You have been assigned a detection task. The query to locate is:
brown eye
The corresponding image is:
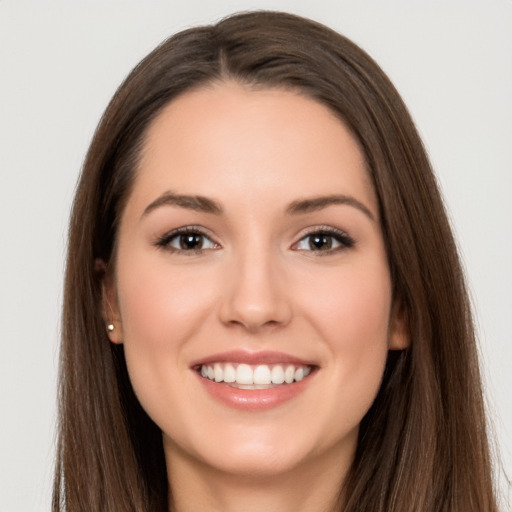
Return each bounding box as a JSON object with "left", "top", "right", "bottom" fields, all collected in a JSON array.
[
  {"left": 309, "top": 234, "right": 333, "bottom": 250},
  {"left": 294, "top": 229, "right": 355, "bottom": 252},
  {"left": 178, "top": 233, "right": 205, "bottom": 250},
  {"left": 157, "top": 228, "right": 218, "bottom": 252}
]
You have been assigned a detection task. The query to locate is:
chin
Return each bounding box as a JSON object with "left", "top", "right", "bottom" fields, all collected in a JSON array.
[
  {"left": 164, "top": 419, "right": 356, "bottom": 481},
  {"left": 199, "top": 443, "right": 313, "bottom": 478}
]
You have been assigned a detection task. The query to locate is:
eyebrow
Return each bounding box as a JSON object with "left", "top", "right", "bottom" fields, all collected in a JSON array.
[
  {"left": 142, "top": 191, "right": 375, "bottom": 222},
  {"left": 286, "top": 195, "right": 376, "bottom": 221},
  {"left": 142, "top": 191, "right": 223, "bottom": 217}
]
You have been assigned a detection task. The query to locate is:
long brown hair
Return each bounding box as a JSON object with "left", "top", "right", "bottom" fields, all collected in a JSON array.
[{"left": 53, "top": 11, "right": 497, "bottom": 511}]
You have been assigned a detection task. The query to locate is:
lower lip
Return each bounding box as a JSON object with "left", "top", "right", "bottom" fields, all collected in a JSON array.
[{"left": 195, "top": 372, "right": 314, "bottom": 411}]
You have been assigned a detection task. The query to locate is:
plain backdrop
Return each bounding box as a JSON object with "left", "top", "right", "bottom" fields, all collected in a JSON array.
[{"left": 1, "top": 1, "right": 511, "bottom": 510}]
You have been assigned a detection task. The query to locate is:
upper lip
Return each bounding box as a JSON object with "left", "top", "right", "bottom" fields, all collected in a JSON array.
[{"left": 190, "top": 350, "right": 316, "bottom": 368}]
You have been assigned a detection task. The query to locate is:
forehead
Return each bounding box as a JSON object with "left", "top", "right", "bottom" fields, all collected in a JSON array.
[{"left": 129, "top": 82, "right": 376, "bottom": 215}]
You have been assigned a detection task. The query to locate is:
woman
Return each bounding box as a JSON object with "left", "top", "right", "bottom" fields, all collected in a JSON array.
[{"left": 53, "top": 11, "right": 497, "bottom": 512}]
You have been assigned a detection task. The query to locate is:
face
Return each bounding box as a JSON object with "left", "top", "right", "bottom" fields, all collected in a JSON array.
[{"left": 105, "top": 83, "right": 407, "bottom": 480}]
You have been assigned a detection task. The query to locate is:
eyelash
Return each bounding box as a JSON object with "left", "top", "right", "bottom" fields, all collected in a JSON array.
[
  {"left": 293, "top": 227, "right": 355, "bottom": 254},
  {"left": 155, "top": 226, "right": 218, "bottom": 254},
  {"left": 155, "top": 226, "right": 355, "bottom": 254}
]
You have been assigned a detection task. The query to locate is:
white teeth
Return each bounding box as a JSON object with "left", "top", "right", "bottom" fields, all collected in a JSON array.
[
  {"left": 236, "top": 364, "right": 254, "bottom": 385},
  {"left": 253, "top": 365, "right": 272, "bottom": 385},
  {"left": 214, "top": 363, "right": 223, "bottom": 382},
  {"left": 199, "top": 362, "right": 313, "bottom": 386},
  {"left": 284, "top": 365, "right": 295, "bottom": 384},
  {"left": 223, "top": 363, "right": 236, "bottom": 383},
  {"left": 271, "top": 365, "right": 285, "bottom": 384}
]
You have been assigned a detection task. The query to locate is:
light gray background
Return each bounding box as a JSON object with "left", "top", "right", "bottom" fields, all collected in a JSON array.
[{"left": 1, "top": 1, "right": 511, "bottom": 510}]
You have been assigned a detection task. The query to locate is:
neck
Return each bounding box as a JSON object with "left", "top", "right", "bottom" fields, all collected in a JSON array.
[{"left": 165, "top": 439, "right": 354, "bottom": 512}]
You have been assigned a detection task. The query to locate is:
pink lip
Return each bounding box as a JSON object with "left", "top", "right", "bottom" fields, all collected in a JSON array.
[
  {"left": 194, "top": 372, "right": 315, "bottom": 411},
  {"left": 190, "top": 349, "right": 315, "bottom": 367},
  {"left": 191, "top": 350, "right": 317, "bottom": 412}
]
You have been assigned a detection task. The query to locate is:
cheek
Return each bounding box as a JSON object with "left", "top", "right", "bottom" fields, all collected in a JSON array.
[
  {"left": 303, "top": 258, "right": 392, "bottom": 342},
  {"left": 299, "top": 259, "right": 392, "bottom": 417},
  {"left": 114, "top": 252, "right": 216, "bottom": 413},
  {"left": 117, "top": 254, "right": 215, "bottom": 346}
]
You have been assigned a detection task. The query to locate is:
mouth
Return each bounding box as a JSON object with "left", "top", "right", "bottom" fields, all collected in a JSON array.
[
  {"left": 191, "top": 351, "right": 317, "bottom": 410},
  {"left": 196, "top": 362, "right": 313, "bottom": 389}
]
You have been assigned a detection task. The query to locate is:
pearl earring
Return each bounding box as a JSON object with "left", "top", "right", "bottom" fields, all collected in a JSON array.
[{"left": 107, "top": 324, "right": 115, "bottom": 332}]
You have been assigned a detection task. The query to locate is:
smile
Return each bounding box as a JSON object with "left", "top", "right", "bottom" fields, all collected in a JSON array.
[
  {"left": 199, "top": 362, "right": 312, "bottom": 388},
  {"left": 192, "top": 351, "right": 317, "bottom": 410}
]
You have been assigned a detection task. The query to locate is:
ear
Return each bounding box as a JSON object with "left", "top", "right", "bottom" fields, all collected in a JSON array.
[
  {"left": 96, "top": 259, "right": 123, "bottom": 344},
  {"left": 388, "top": 299, "right": 410, "bottom": 350}
]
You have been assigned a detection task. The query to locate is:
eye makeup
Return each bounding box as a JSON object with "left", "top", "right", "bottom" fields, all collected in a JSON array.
[
  {"left": 154, "top": 223, "right": 355, "bottom": 257},
  {"left": 155, "top": 225, "right": 220, "bottom": 254}
]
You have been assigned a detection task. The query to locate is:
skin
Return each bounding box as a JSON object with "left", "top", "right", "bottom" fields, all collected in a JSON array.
[{"left": 104, "top": 82, "right": 408, "bottom": 512}]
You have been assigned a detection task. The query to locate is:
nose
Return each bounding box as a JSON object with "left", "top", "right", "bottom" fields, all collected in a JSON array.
[{"left": 218, "top": 247, "right": 293, "bottom": 333}]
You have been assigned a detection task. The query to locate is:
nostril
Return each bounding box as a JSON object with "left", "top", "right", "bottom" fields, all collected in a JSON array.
[
  {"left": 217, "top": 260, "right": 293, "bottom": 330},
  {"left": 225, "top": 314, "right": 289, "bottom": 333}
]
